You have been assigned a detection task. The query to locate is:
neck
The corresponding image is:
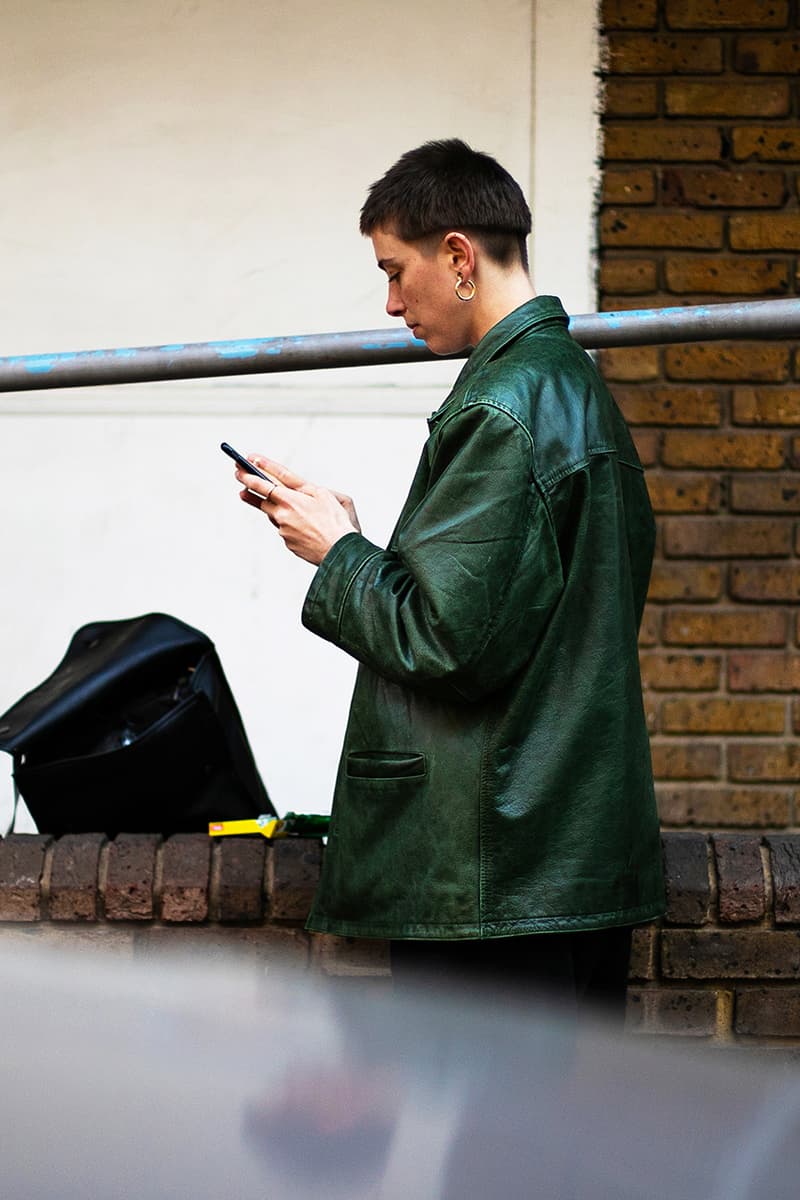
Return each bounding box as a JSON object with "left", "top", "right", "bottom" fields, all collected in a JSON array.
[{"left": 468, "top": 266, "right": 536, "bottom": 346}]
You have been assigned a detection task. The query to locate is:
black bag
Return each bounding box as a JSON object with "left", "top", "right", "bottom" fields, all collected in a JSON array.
[{"left": 0, "top": 613, "right": 274, "bottom": 837}]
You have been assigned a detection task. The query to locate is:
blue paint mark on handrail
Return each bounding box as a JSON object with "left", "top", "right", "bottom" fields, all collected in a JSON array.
[
  {"left": 598, "top": 305, "right": 717, "bottom": 329},
  {"left": 23, "top": 354, "right": 77, "bottom": 374},
  {"left": 214, "top": 342, "right": 261, "bottom": 359}
]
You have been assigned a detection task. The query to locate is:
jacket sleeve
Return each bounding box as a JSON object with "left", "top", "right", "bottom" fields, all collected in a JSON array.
[{"left": 301, "top": 402, "right": 564, "bottom": 702}]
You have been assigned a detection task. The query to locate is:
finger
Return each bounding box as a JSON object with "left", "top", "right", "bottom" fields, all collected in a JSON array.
[
  {"left": 248, "top": 454, "right": 309, "bottom": 491},
  {"left": 235, "top": 470, "right": 281, "bottom": 501},
  {"left": 239, "top": 487, "right": 268, "bottom": 510}
]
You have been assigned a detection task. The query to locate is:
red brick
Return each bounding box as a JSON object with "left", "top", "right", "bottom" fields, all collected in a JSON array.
[
  {"left": 663, "top": 929, "right": 800, "bottom": 979},
  {"left": 671, "top": 513, "right": 791, "bottom": 554},
  {"left": 657, "top": 786, "right": 792, "bottom": 828},
  {"left": 661, "top": 167, "right": 787, "bottom": 208},
  {"left": 731, "top": 213, "right": 800, "bottom": 251},
  {"left": 665, "top": 256, "right": 789, "bottom": 295},
  {"left": 661, "top": 698, "right": 785, "bottom": 735},
  {"left": 216, "top": 835, "right": 266, "bottom": 923},
  {"left": 267, "top": 838, "right": 322, "bottom": 921},
  {"left": 651, "top": 741, "right": 722, "bottom": 780},
  {"left": 730, "top": 475, "right": 800, "bottom": 512},
  {"left": 712, "top": 835, "right": 766, "bottom": 923},
  {"left": 603, "top": 294, "right": 675, "bottom": 315},
  {"left": 735, "top": 36, "right": 800, "bottom": 74},
  {"left": 663, "top": 516, "right": 791, "bottom": 558},
  {"left": 632, "top": 428, "right": 660, "bottom": 466},
  {"left": 667, "top": 0, "right": 788, "bottom": 27},
  {"left": 601, "top": 210, "right": 723, "bottom": 249},
  {"left": 628, "top": 923, "right": 659, "bottom": 980},
  {"left": 662, "top": 431, "right": 785, "bottom": 468},
  {"left": 733, "top": 126, "right": 800, "bottom": 162},
  {"left": 626, "top": 987, "right": 718, "bottom": 1036},
  {"left": 666, "top": 80, "right": 789, "bottom": 118},
  {"left": 606, "top": 34, "right": 723, "bottom": 73},
  {"left": 603, "top": 80, "right": 659, "bottom": 118},
  {"left": 604, "top": 124, "right": 723, "bottom": 161},
  {"left": 599, "top": 345, "right": 660, "bottom": 381},
  {"left": 729, "top": 743, "right": 800, "bottom": 783},
  {"left": 616, "top": 386, "right": 721, "bottom": 425},
  {"left": 665, "top": 343, "right": 789, "bottom": 383},
  {"left": 662, "top": 832, "right": 711, "bottom": 925},
  {"left": 766, "top": 835, "right": 800, "bottom": 924},
  {"left": 647, "top": 474, "right": 722, "bottom": 513},
  {"left": 49, "top": 834, "right": 105, "bottom": 922},
  {"left": 601, "top": 0, "right": 658, "bottom": 29},
  {"left": 105, "top": 834, "right": 160, "bottom": 921},
  {"left": 599, "top": 256, "right": 657, "bottom": 292},
  {"left": 647, "top": 562, "right": 723, "bottom": 601},
  {"left": 638, "top": 605, "right": 661, "bottom": 646},
  {"left": 733, "top": 387, "right": 800, "bottom": 426},
  {"left": 663, "top": 608, "right": 786, "bottom": 646},
  {"left": 644, "top": 691, "right": 661, "bottom": 734},
  {"left": 641, "top": 652, "right": 721, "bottom": 690},
  {"left": 161, "top": 833, "right": 210, "bottom": 923},
  {"left": 735, "top": 988, "right": 800, "bottom": 1037},
  {"left": 729, "top": 652, "right": 800, "bottom": 692},
  {"left": 0, "top": 834, "right": 51, "bottom": 921},
  {"left": 730, "top": 562, "right": 800, "bottom": 602}
]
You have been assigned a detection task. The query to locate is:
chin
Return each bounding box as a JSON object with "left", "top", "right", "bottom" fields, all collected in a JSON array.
[{"left": 425, "top": 333, "right": 469, "bottom": 357}]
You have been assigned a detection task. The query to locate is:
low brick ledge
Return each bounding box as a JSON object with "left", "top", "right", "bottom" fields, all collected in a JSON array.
[
  {"left": 0, "top": 832, "right": 389, "bottom": 978},
  {"left": 629, "top": 831, "right": 800, "bottom": 1044},
  {"left": 3, "top": 830, "right": 800, "bottom": 1043}
]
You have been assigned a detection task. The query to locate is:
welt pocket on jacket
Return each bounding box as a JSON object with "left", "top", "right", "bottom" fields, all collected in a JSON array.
[{"left": 346, "top": 751, "right": 427, "bottom": 781}]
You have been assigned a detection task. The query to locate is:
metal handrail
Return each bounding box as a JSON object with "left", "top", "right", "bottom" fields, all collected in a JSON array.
[{"left": 1, "top": 297, "right": 799, "bottom": 392}]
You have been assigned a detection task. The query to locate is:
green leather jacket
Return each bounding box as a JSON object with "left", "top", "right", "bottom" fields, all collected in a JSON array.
[{"left": 303, "top": 296, "right": 665, "bottom": 940}]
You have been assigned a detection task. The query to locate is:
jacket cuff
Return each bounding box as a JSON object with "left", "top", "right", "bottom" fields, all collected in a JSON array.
[{"left": 302, "top": 531, "right": 383, "bottom": 643}]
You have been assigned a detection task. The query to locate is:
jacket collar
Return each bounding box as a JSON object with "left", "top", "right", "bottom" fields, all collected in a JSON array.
[{"left": 430, "top": 295, "right": 569, "bottom": 423}]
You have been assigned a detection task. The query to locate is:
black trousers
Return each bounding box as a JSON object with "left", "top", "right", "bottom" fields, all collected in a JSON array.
[{"left": 390, "top": 925, "right": 633, "bottom": 1024}]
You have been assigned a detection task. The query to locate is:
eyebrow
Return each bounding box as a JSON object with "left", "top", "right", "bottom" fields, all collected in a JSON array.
[{"left": 377, "top": 258, "right": 397, "bottom": 271}]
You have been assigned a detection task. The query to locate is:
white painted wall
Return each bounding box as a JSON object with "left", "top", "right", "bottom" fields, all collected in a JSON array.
[
  {"left": 532, "top": 0, "right": 602, "bottom": 314},
  {"left": 0, "top": 0, "right": 599, "bottom": 830}
]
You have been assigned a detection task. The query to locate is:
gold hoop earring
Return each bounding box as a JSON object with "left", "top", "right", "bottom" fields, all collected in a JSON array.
[{"left": 455, "top": 274, "right": 476, "bottom": 302}]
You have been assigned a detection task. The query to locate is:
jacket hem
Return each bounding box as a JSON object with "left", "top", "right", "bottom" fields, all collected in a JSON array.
[{"left": 305, "top": 898, "right": 666, "bottom": 941}]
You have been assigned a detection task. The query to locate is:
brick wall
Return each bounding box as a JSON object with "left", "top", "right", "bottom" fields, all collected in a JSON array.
[
  {"left": 3, "top": 830, "right": 800, "bottom": 1045},
  {"left": 630, "top": 831, "right": 800, "bottom": 1041},
  {"left": 599, "top": 0, "right": 800, "bottom": 835},
  {"left": 0, "top": 832, "right": 389, "bottom": 978}
]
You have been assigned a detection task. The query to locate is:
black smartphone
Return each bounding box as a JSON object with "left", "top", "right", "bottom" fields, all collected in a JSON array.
[{"left": 220, "top": 442, "right": 279, "bottom": 487}]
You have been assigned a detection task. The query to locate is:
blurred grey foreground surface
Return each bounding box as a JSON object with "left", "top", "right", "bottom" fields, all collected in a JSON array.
[{"left": 2, "top": 943, "right": 799, "bottom": 1200}]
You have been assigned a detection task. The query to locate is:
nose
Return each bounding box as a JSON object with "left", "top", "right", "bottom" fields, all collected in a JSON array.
[{"left": 386, "top": 281, "right": 404, "bottom": 318}]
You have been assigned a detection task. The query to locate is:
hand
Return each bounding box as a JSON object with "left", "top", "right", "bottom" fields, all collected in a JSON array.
[{"left": 235, "top": 453, "right": 361, "bottom": 566}]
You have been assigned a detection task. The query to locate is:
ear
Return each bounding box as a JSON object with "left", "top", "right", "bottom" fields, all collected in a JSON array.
[{"left": 441, "top": 231, "right": 476, "bottom": 281}]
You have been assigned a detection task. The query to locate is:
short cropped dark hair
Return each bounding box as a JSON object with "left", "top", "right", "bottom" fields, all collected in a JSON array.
[{"left": 360, "top": 139, "right": 531, "bottom": 270}]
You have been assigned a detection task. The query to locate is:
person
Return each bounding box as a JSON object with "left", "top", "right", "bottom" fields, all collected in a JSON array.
[{"left": 232, "top": 139, "right": 665, "bottom": 1017}]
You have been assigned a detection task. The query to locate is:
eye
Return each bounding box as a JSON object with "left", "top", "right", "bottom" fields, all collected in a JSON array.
[{"left": 387, "top": 272, "right": 400, "bottom": 284}]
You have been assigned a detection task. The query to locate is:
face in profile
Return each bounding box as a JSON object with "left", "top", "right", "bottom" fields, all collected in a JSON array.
[{"left": 370, "top": 226, "right": 476, "bottom": 357}]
